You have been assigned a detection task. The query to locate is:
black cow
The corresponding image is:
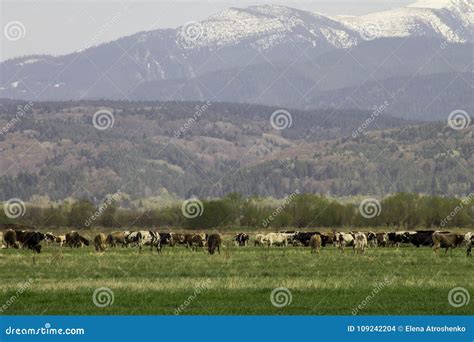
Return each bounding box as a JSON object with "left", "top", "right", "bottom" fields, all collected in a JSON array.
[
  {"left": 408, "top": 230, "right": 435, "bottom": 247},
  {"left": 234, "top": 233, "right": 249, "bottom": 246},
  {"left": 17, "top": 231, "right": 45, "bottom": 253},
  {"left": 159, "top": 232, "right": 172, "bottom": 245},
  {"left": 293, "top": 232, "right": 317, "bottom": 246},
  {"left": 65, "top": 231, "right": 90, "bottom": 248},
  {"left": 207, "top": 234, "right": 222, "bottom": 255},
  {"left": 294, "top": 232, "right": 331, "bottom": 247}
]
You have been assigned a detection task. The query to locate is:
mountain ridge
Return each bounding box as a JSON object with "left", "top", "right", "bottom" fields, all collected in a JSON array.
[{"left": 0, "top": 1, "right": 472, "bottom": 121}]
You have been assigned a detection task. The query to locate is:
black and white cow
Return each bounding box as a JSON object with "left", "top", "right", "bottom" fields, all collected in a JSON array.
[
  {"left": 387, "top": 231, "right": 415, "bottom": 247},
  {"left": 127, "top": 231, "right": 161, "bottom": 252},
  {"left": 234, "top": 233, "right": 249, "bottom": 246}
]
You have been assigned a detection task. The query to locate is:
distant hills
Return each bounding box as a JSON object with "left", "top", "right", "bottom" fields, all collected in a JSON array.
[
  {"left": 0, "top": 100, "right": 472, "bottom": 202},
  {"left": 1, "top": 1, "right": 472, "bottom": 121}
]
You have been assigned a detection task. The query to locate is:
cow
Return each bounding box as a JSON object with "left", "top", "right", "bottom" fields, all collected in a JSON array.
[
  {"left": 254, "top": 234, "right": 266, "bottom": 246},
  {"left": 465, "top": 233, "right": 473, "bottom": 257},
  {"left": 4, "top": 229, "right": 19, "bottom": 249},
  {"left": 65, "top": 231, "right": 90, "bottom": 248},
  {"left": 170, "top": 233, "right": 186, "bottom": 246},
  {"left": 55, "top": 235, "right": 66, "bottom": 247},
  {"left": 207, "top": 234, "right": 222, "bottom": 255},
  {"left": 16, "top": 231, "right": 45, "bottom": 253},
  {"left": 334, "top": 232, "right": 354, "bottom": 252},
  {"left": 432, "top": 232, "right": 465, "bottom": 255},
  {"left": 126, "top": 231, "right": 161, "bottom": 252},
  {"left": 106, "top": 231, "right": 129, "bottom": 247},
  {"left": 408, "top": 230, "right": 436, "bottom": 247},
  {"left": 375, "top": 232, "right": 388, "bottom": 247},
  {"left": 280, "top": 231, "right": 298, "bottom": 244},
  {"left": 198, "top": 233, "right": 208, "bottom": 247},
  {"left": 262, "top": 233, "right": 288, "bottom": 247},
  {"left": 387, "top": 231, "right": 415, "bottom": 247},
  {"left": 190, "top": 234, "right": 205, "bottom": 252},
  {"left": 354, "top": 232, "right": 368, "bottom": 254},
  {"left": 366, "top": 232, "right": 377, "bottom": 247},
  {"left": 294, "top": 232, "right": 316, "bottom": 246},
  {"left": 94, "top": 233, "right": 107, "bottom": 252},
  {"left": 159, "top": 232, "right": 172, "bottom": 246},
  {"left": 234, "top": 233, "right": 249, "bottom": 246},
  {"left": 44, "top": 232, "right": 57, "bottom": 245},
  {"left": 0, "top": 231, "right": 4, "bottom": 249},
  {"left": 14, "top": 230, "right": 27, "bottom": 248},
  {"left": 309, "top": 234, "right": 322, "bottom": 254}
]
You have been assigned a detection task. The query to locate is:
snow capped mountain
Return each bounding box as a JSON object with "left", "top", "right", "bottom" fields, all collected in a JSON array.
[
  {"left": 175, "top": 5, "right": 359, "bottom": 50},
  {"left": 0, "top": 0, "right": 472, "bottom": 120},
  {"left": 342, "top": 0, "right": 473, "bottom": 43}
]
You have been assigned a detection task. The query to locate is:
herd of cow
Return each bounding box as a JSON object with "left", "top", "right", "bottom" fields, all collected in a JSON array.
[
  {"left": 1, "top": 227, "right": 473, "bottom": 257},
  {"left": 251, "top": 230, "right": 474, "bottom": 256}
]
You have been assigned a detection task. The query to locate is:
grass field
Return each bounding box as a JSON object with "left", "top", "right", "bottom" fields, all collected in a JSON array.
[{"left": 0, "top": 240, "right": 473, "bottom": 315}]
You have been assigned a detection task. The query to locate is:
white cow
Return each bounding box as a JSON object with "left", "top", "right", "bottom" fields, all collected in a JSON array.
[
  {"left": 354, "top": 232, "right": 368, "bottom": 254},
  {"left": 254, "top": 234, "right": 266, "bottom": 246},
  {"left": 55, "top": 235, "right": 66, "bottom": 247},
  {"left": 262, "top": 233, "right": 288, "bottom": 247},
  {"left": 0, "top": 231, "right": 5, "bottom": 249},
  {"left": 465, "top": 232, "right": 473, "bottom": 257}
]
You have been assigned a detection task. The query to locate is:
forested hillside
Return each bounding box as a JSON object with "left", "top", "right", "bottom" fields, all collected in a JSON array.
[{"left": 0, "top": 100, "right": 471, "bottom": 201}]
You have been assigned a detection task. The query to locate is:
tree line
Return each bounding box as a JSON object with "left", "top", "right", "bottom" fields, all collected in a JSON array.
[{"left": 1, "top": 193, "right": 472, "bottom": 230}]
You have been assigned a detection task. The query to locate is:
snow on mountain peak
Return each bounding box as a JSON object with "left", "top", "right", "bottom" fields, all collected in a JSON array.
[{"left": 175, "top": 2, "right": 472, "bottom": 50}]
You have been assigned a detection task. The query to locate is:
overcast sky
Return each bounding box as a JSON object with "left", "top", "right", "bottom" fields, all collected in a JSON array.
[{"left": 0, "top": 0, "right": 446, "bottom": 61}]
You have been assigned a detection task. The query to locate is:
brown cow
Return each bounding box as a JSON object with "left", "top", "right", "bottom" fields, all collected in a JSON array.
[
  {"left": 190, "top": 234, "right": 204, "bottom": 251},
  {"left": 432, "top": 232, "right": 465, "bottom": 255},
  {"left": 94, "top": 233, "right": 107, "bottom": 252},
  {"left": 4, "top": 229, "right": 19, "bottom": 249},
  {"left": 207, "top": 234, "right": 221, "bottom": 255},
  {"left": 309, "top": 234, "right": 322, "bottom": 254},
  {"left": 106, "top": 231, "right": 129, "bottom": 247}
]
